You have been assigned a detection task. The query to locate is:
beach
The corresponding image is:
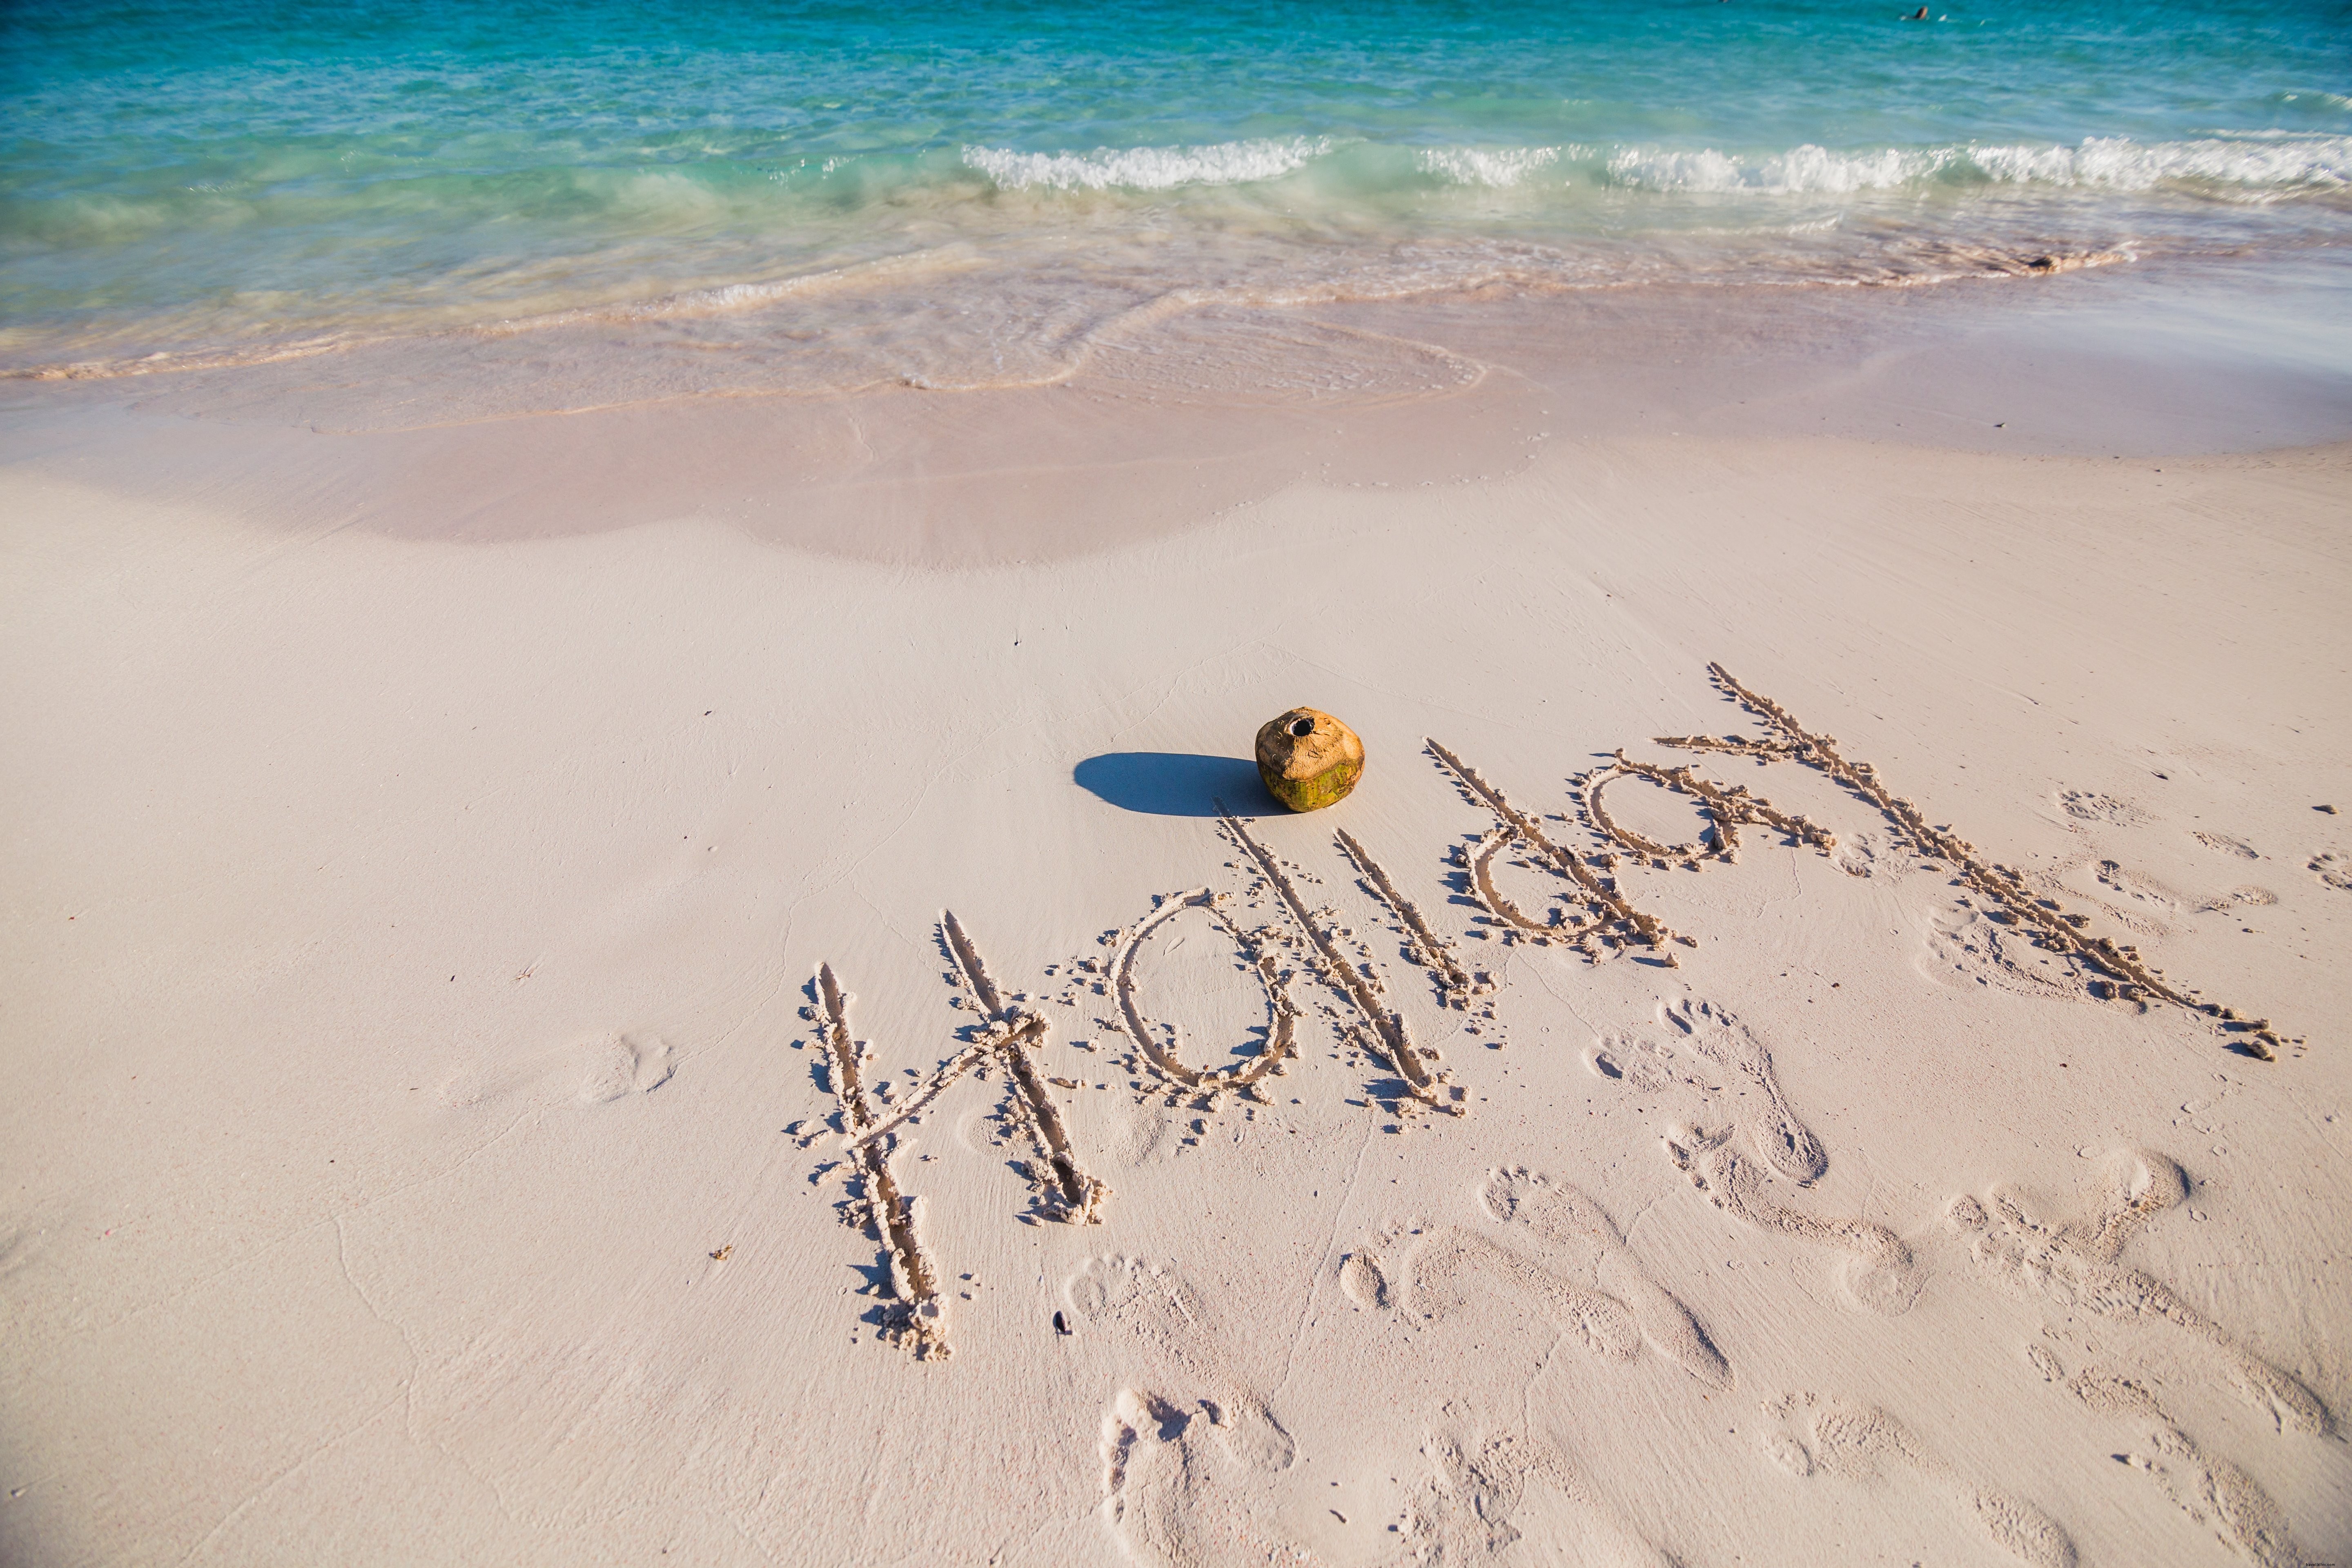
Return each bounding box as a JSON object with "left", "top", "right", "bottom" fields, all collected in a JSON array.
[{"left": 5, "top": 3, "right": 2352, "bottom": 1563}]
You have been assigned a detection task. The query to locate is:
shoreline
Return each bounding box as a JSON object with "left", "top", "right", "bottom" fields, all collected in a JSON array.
[{"left": 4, "top": 250, "right": 2348, "bottom": 571}]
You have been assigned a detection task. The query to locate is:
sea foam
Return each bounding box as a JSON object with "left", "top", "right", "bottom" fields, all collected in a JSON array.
[
  {"left": 1607, "top": 144, "right": 1950, "bottom": 195},
  {"left": 1418, "top": 147, "right": 1569, "bottom": 188},
  {"left": 962, "top": 138, "right": 1331, "bottom": 192},
  {"left": 1607, "top": 136, "right": 2352, "bottom": 195},
  {"left": 1969, "top": 135, "right": 2352, "bottom": 191}
]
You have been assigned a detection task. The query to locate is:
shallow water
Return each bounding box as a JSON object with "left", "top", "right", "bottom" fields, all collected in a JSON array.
[{"left": 4, "top": 0, "right": 2348, "bottom": 401}]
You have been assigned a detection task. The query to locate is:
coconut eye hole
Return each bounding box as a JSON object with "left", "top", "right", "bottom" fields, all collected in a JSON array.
[{"left": 1290, "top": 717, "right": 1315, "bottom": 738}]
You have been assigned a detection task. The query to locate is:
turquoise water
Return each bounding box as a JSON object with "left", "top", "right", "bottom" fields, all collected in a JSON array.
[{"left": 4, "top": 0, "right": 2348, "bottom": 389}]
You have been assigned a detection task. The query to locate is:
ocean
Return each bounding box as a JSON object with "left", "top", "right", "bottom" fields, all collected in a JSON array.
[{"left": 4, "top": 0, "right": 2348, "bottom": 401}]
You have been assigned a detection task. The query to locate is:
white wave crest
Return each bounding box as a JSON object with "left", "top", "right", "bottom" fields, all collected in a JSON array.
[
  {"left": 1418, "top": 146, "right": 1566, "bottom": 187},
  {"left": 963, "top": 138, "right": 1330, "bottom": 192},
  {"left": 1608, "top": 135, "right": 2352, "bottom": 195},
  {"left": 1609, "top": 143, "right": 1954, "bottom": 194},
  {"left": 1969, "top": 135, "right": 2352, "bottom": 190}
]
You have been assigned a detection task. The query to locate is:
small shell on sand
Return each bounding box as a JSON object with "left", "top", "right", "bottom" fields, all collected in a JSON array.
[{"left": 1256, "top": 708, "right": 1365, "bottom": 812}]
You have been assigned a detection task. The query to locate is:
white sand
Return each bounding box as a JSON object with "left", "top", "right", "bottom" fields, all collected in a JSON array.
[{"left": 5, "top": 283, "right": 2351, "bottom": 1565}]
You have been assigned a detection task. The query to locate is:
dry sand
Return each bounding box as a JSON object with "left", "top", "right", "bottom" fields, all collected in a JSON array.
[{"left": 4, "top": 270, "right": 2350, "bottom": 1566}]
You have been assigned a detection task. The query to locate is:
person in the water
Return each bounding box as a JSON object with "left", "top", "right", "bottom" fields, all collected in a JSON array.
[{"left": 1906, "top": 5, "right": 1929, "bottom": 16}]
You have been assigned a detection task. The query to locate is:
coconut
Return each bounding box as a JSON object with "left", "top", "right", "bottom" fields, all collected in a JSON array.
[{"left": 1255, "top": 708, "right": 1365, "bottom": 812}]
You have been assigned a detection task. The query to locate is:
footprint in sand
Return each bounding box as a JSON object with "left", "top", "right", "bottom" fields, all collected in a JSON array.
[
  {"left": 1339, "top": 1223, "right": 1411, "bottom": 1312},
  {"left": 2193, "top": 831, "right": 2261, "bottom": 861},
  {"left": 2194, "top": 885, "right": 2278, "bottom": 913},
  {"left": 1757, "top": 1392, "right": 2076, "bottom": 1568},
  {"left": 575, "top": 1033, "right": 675, "bottom": 1103},
  {"left": 1831, "top": 827, "right": 1885, "bottom": 878},
  {"left": 2089, "top": 859, "right": 2181, "bottom": 933},
  {"left": 1096, "top": 1388, "right": 1303, "bottom": 1568},
  {"left": 1405, "top": 1225, "right": 1644, "bottom": 1364},
  {"left": 1404, "top": 1424, "right": 1678, "bottom": 1568},
  {"left": 1923, "top": 897, "right": 2093, "bottom": 1002},
  {"left": 1584, "top": 1032, "right": 1682, "bottom": 1094},
  {"left": 2027, "top": 1344, "right": 2307, "bottom": 1568},
  {"left": 1664, "top": 1121, "right": 1922, "bottom": 1316},
  {"left": 1589, "top": 998, "right": 1824, "bottom": 1183},
  {"left": 437, "top": 1030, "right": 674, "bottom": 1110},
  {"left": 2059, "top": 789, "right": 2146, "bottom": 828},
  {"left": 2310, "top": 850, "right": 2352, "bottom": 893},
  {"left": 1658, "top": 998, "right": 1825, "bottom": 1186},
  {"left": 1345, "top": 1172, "right": 1731, "bottom": 1390},
  {"left": 1947, "top": 1149, "right": 2331, "bottom": 1438},
  {"left": 1587, "top": 999, "right": 1917, "bottom": 1313},
  {"left": 1479, "top": 1167, "right": 1732, "bottom": 1390},
  {"left": 1067, "top": 1256, "right": 1223, "bottom": 1384},
  {"left": 1065, "top": 1256, "right": 1298, "bottom": 1567}
]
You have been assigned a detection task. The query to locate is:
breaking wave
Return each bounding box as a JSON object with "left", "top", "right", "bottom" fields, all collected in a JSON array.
[
  {"left": 1607, "top": 135, "right": 2352, "bottom": 194},
  {"left": 960, "top": 133, "right": 2352, "bottom": 198},
  {"left": 962, "top": 138, "right": 1332, "bottom": 192},
  {"left": 1418, "top": 146, "right": 1570, "bottom": 188},
  {"left": 1968, "top": 135, "right": 2352, "bottom": 191}
]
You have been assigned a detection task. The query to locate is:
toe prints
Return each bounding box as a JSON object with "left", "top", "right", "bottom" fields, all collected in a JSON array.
[
  {"left": 1338, "top": 1225, "right": 1407, "bottom": 1312},
  {"left": 1585, "top": 1033, "right": 1684, "bottom": 1093},
  {"left": 2089, "top": 860, "right": 2181, "bottom": 931},
  {"left": 1338, "top": 1251, "right": 1393, "bottom": 1312},
  {"left": 1661, "top": 997, "right": 1825, "bottom": 1186},
  {"left": 2060, "top": 790, "right": 2147, "bottom": 828},
  {"left": 1760, "top": 1393, "right": 2076, "bottom": 1568}
]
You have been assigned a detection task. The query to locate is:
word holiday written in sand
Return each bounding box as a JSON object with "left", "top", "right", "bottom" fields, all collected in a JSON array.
[{"left": 802, "top": 666, "right": 2287, "bottom": 1358}]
